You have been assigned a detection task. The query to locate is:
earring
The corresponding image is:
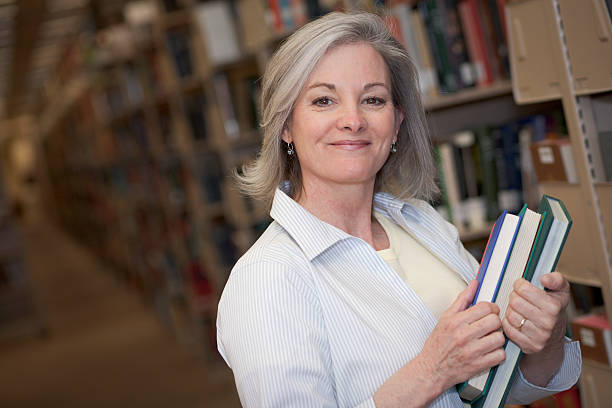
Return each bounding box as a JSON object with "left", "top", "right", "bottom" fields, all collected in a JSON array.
[
  {"left": 287, "top": 142, "right": 295, "bottom": 156},
  {"left": 390, "top": 142, "right": 398, "bottom": 153}
]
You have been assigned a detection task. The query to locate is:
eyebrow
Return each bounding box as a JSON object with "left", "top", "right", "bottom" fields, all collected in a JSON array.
[
  {"left": 308, "top": 82, "right": 335, "bottom": 91},
  {"left": 364, "top": 82, "right": 388, "bottom": 90},
  {"left": 307, "top": 82, "right": 389, "bottom": 91}
]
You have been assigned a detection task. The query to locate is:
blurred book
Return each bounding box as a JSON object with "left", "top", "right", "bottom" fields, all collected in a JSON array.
[
  {"left": 571, "top": 311, "right": 612, "bottom": 366},
  {"left": 194, "top": 1, "right": 242, "bottom": 66},
  {"left": 530, "top": 138, "right": 578, "bottom": 183}
]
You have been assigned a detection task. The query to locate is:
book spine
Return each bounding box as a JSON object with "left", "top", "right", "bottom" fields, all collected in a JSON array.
[
  {"left": 420, "top": 0, "right": 459, "bottom": 93},
  {"left": 411, "top": 9, "right": 440, "bottom": 98},
  {"left": 268, "top": 0, "right": 284, "bottom": 33},
  {"left": 441, "top": 0, "right": 476, "bottom": 88},
  {"left": 472, "top": 212, "right": 505, "bottom": 304},
  {"left": 475, "top": 127, "right": 499, "bottom": 220}
]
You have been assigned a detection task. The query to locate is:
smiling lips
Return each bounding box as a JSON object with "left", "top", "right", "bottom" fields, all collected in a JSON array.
[{"left": 329, "top": 140, "right": 371, "bottom": 150}]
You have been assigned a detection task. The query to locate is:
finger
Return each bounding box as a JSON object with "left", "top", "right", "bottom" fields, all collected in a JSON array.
[
  {"left": 502, "top": 317, "right": 545, "bottom": 354},
  {"left": 508, "top": 291, "right": 555, "bottom": 331},
  {"left": 476, "top": 343, "right": 507, "bottom": 370},
  {"left": 512, "top": 279, "right": 563, "bottom": 319},
  {"left": 502, "top": 317, "right": 529, "bottom": 349},
  {"left": 465, "top": 312, "right": 503, "bottom": 341},
  {"left": 462, "top": 301, "right": 500, "bottom": 325},
  {"left": 540, "top": 272, "right": 570, "bottom": 293},
  {"left": 505, "top": 307, "right": 525, "bottom": 331},
  {"left": 449, "top": 279, "right": 479, "bottom": 313}
]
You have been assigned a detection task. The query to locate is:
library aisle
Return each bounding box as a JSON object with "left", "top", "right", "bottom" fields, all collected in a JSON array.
[{"left": 0, "top": 209, "right": 240, "bottom": 408}]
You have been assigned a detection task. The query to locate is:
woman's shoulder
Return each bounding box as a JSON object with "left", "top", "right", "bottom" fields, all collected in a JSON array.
[
  {"left": 234, "top": 220, "right": 309, "bottom": 269},
  {"left": 221, "top": 220, "right": 315, "bottom": 297}
]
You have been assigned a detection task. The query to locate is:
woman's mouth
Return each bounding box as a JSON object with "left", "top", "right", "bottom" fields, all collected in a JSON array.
[{"left": 329, "top": 140, "right": 371, "bottom": 150}]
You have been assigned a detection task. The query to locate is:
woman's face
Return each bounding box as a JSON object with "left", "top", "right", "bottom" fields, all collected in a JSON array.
[{"left": 283, "top": 43, "right": 403, "bottom": 194}]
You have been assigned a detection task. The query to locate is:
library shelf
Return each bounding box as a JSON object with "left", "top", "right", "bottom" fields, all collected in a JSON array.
[
  {"left": 507, "top": 0, "right": 612, "bottom": 405},
  {"left": 581, "top": 360, "right": 612, "bottom": 408},
  {"left": 424, "top": 80, "right": 513, "bottom": 111}
]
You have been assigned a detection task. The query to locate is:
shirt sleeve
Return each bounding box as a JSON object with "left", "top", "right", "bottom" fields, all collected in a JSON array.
[
  {"left": 217, "top": 260, "right": 342, "bottom": 407},
  {"left": 506, "top": 338, "right": 582, "bottom": 404}
]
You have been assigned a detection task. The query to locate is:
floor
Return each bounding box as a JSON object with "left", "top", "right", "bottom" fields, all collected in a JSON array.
[{"left": 0, "top": 216, "right": 241, "bottom": 408}]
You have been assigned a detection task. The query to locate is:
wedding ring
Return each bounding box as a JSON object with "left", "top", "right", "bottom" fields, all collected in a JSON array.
[{"left": 518, "top": 318, "right": 526, "bottom": 331}]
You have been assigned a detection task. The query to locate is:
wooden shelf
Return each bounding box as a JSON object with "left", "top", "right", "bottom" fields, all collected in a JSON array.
[
  {"left": 582, "top": 358, "right": 612, "bottom": 373},
  {"left": 458, "top": 223, "right": 495, "bottom": 242},
  {"left": 424, "top": 81, "right": 513, "bottom": 111},
  {"left": 565, "top": 274, "right": 602, "bottom": 288}
]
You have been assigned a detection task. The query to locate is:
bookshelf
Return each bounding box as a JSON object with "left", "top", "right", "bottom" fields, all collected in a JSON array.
[
  {"left": 35, "top": 0, "right": 581, "bottom": 362},
  {"left": 507, "top": 0, "right": 612, "bottom": 406}
]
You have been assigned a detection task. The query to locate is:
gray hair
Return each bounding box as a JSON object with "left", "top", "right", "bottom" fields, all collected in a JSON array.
[{"left": 235, "top": 11, "right": 438, "bottom": 207}]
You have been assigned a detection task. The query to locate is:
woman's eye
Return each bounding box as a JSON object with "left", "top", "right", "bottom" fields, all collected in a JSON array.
[
  {"left": 364, "top": 97, "right": 386, "bottom": 105},
  {"left": 313, "top": 97, "right": 333, "bottom": 106}
]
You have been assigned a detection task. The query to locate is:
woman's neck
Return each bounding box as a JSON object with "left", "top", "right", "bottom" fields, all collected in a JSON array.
[{"left": 297, "top": 181, "right": 388, "bottom": 250}]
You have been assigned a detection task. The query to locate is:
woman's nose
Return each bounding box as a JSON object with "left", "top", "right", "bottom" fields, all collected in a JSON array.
[{"left": 336, "top": 103, "right": 367, "bottom": 132}]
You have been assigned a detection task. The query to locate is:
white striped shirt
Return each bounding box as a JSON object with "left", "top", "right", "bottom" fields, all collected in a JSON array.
[{"left": 217, "top": 188, "right": 581, "bottom": 407}]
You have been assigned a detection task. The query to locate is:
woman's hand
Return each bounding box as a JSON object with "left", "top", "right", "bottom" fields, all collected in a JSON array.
[
  {"left": 417, "top": 279, "right": 507, "bottom": 392},
  {"left": 501, "top": 272, "right": 570, "bottom": 386},
  {"left": 374, "top": 280, "right": 506, "bottom": 408}
]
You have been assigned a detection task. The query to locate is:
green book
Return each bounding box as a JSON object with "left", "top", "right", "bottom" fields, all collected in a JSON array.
[
  {"left": 470, "top": 195, "right": 572, "bottom": 408},
  {"left": 475, "top": 126, "right": 499, "bottom": 221}
]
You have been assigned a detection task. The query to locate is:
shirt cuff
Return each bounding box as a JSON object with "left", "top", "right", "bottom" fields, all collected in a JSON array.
[{"left": 507, "top": 338, "right": 581, "bottom": 405}]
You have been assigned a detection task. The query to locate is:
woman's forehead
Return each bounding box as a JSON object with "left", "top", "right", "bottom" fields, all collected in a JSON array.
[{"left": 304, "top": 43, "right": 390, "bottom": 87}]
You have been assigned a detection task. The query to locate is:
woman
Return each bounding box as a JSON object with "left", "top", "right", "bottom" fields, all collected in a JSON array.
[{"left": 217, "top": 12, "right": 580, "bottom": 407}]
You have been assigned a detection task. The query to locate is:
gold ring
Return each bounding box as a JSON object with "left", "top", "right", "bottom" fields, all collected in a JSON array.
[{"left": 518, "top": 318, "right": 526, "bottom": 331}]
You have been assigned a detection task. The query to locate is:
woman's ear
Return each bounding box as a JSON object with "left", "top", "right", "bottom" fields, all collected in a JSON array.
[
  {"left": 395, "top": 108, "right": 405, "bottom": 137},
  {"left": 281, "top": 127, "right": 292, "bottom": 144}
]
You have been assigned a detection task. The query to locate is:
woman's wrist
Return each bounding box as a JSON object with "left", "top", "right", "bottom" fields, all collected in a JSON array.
[
  {"left": 373, "top": 354, "right": 445, "bottom": 408},
  {"left": 519, "top": 336, "right": 565, "bottom": 387}
]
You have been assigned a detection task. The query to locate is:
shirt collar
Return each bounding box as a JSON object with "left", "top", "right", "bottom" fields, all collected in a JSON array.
[{"left": 269, "top": 186, "right": 416, "bottom": 261}]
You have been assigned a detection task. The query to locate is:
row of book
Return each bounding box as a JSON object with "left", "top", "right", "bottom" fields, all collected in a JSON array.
[
  {"left": 250, "top": 0, "right": 511, "bottom": 98},
  {"left": 388, "top": 0, "right": 510, "bottom": 98},
  {"left": 83, "top": 65, "right": 260, "bottom": 149},
  {"left": 459, "top": 194, "right": 572, "bottom": 407},
  {"left": 433, "top": 112, "right": 574, "bottom": 233}
]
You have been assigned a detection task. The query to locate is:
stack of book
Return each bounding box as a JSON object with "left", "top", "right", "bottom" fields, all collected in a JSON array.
[{"left": 458, "top": 194, "right": 573, "bottom": 407}]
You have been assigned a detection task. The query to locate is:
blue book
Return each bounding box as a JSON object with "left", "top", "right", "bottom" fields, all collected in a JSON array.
[
  {"left": 471, "top": 211, "right": 521, "bottom": 307},
  {"left": 458, "top": 209, "right": 522, "bottom": 401}
]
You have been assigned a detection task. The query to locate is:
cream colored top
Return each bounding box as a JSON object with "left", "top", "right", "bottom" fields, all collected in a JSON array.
[{"left": 374, "top": 211, "right": 467, "bottom": 320}]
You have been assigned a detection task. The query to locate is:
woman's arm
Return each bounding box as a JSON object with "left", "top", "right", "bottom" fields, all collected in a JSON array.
[
  {"left": 218, "top": 261, "right": 339, "bottom": 407},
  {"left": 374, "top": 280, "right": 506, "bottom": 408}
]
